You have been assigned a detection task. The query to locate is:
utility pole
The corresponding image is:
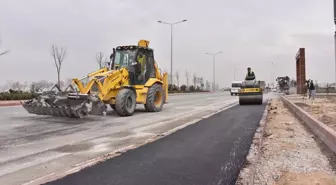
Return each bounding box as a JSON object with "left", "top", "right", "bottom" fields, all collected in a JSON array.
[
  {"left": 271, "top": 62, "right": 275, "bottom": 87},
  {"left": 157, "top": 19, "right": 188, "bottom": 85},
  {"left": 206, "top": 52, "right": 222, "bottom": 91},
  {"left": 233, "top": 63, "right": 240, "bottom": 80},
  {"left": 334, "top": 0, "right": 336, "bottom": 84}
]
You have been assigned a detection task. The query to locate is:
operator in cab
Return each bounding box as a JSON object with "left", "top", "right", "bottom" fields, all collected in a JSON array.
[
  {"left": 245, "top": 67, "right": 256, "bottom": 80},
  {"left": 136, "top": 52, "right": 147, "bottom": 83}
]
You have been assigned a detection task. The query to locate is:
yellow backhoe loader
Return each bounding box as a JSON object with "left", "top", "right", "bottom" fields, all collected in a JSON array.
[{"left": 21, "top": 40, "right": 169, "bottom": 118}]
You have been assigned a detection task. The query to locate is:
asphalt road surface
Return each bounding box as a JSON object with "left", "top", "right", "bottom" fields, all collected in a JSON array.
[
  {"left": 0, "top": 92, "right": 242, "bottom": 185},
  {"left": 44, "top": 95, "right": 269, "bottom": 185}
]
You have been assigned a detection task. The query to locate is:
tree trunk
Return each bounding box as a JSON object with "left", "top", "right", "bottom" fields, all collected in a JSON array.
[{"left": 57, "top": 69, "right": 61, "bottom": 88}]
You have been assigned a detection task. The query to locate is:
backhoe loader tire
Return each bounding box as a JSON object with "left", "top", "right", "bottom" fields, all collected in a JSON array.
[
  {"left": 145, "top": 83, "right": 165, "bottom": 112},
  {"left": 115, "top": 88, "right": 136, "bottom": 116}
]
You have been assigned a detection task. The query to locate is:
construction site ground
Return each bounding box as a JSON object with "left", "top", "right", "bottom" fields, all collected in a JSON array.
[
  {"left": 255, "top": 98, "right": 336, "bottom": 185},
  {"left": 291, "top": 96, "right": 336, "bottom": 132}
]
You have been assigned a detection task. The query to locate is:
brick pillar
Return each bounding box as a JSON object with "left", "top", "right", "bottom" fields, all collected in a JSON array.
[{"left": 295, "top": 48, "right": 306, "bottom": 94}]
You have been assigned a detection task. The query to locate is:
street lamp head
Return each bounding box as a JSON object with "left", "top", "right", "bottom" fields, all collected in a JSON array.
[
  {"left": 182, "top": 19, "right": 187, "bottom": 22},
  {"left": 157, "top": 20, "right": 162, "bottom": 23}
]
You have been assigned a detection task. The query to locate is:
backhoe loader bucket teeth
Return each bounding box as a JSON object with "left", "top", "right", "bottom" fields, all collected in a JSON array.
[{"left": 21, "top": 89, "right": 107, "bottom": 118}]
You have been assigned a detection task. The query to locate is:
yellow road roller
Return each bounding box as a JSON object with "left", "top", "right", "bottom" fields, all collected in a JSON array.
[{"left": 238, "top": 67, "right": 263, "bottom": 105}]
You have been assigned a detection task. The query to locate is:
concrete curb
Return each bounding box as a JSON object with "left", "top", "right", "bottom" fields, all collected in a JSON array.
[
  {"left": 235, "top": 98, "right": 271, "bottom": 185},
  {"left": 0, "top": 100, "right": 22, "bottom": 107},
  {"left": 281, "top": 96, "right": 336, "bottom": 154}
]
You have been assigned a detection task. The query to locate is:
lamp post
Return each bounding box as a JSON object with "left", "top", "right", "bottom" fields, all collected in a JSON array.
[
  {"left": 334, "top": 0, "right": 336, "bottom": 84},
  {"left": 271, "top": 62, "right": 275, "bottom": 87},
  {"left": 205, "top": 52, "right": 222, "bottom": 91},
  {"left": 233, "top": 63, "right": 241, "bottom": 80},
  {"left": 157, "top": 19, "right": 187, "bottom": 85}
]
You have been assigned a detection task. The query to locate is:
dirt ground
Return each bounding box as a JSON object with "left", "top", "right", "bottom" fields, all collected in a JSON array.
[
  {"left": 254, "top": 98, "right": 336, "bottom": 185},
  {"left": 294, "top": 96, "right": 336, "bottom": 132}
]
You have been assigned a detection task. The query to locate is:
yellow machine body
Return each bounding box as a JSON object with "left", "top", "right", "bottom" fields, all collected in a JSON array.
[
  {"left": 72, "top": 64, "right": 168, "bottom": 105},
  {"left": 21, "top": 40, "right": 169, "bottom": 118}
]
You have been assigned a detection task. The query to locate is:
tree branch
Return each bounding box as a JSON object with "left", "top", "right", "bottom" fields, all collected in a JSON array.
[
  {"left": 96, "top": 52, "right": 105, "bottom": 68},
  {"left": 51, "top": 44, "right": 67, "bottom": 87},
  {"left": 0, "top": 50, "right": 10, "bottom": 56}
]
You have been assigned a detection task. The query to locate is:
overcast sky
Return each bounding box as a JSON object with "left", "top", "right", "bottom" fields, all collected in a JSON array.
[{"left": 0, "top": 0, "right": 335, "bottom": 88}]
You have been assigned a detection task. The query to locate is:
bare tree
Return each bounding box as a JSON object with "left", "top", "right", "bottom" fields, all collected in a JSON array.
[
  {"left": 185, "top": 71, "right": 189, "bottom": 87},
  {"left": 175, "top": 71, "right": 180, "bottom": 87},
  {"left": 96, "top": 52, "right": 108, "bottom": 69},
  {"left": 51, "top": 45, "right": 67, "bottom": 88},
  {"left": 59, "top": 80, "right": 65, "bottom": 88},
  {"left": 11, "top": 81, "right": 21, "bottom": 90},
  {"left": 0, "top": 39, "right": 10, "bottom": 57},
  {"left": 31, "top": 80, "right": 52, "bottom": 91},
  {"left": 65, "top": 78, "right": 73, "bottom": 86}
]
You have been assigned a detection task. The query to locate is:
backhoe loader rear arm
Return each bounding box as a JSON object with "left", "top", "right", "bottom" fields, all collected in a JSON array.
[{"left": 154, "top": 62, "right": 168, "bottom": 103}]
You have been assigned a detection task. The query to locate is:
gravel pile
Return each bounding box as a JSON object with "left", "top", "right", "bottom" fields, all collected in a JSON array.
[{"left": 254, "top": 99, "right": 336, "bottom": 185}]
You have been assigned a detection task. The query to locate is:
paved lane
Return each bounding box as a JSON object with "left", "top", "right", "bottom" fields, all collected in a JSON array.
[
  {"left": 45, "top": 97, "right": 267, "bottom": 185},
  {"left": 0, "top": 92, "right": 238, "bottom": 185}
]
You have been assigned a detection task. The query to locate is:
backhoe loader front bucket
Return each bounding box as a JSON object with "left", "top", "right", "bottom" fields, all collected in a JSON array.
[{"left": 21, "top": 85, "right": 107, "bottom": 118}]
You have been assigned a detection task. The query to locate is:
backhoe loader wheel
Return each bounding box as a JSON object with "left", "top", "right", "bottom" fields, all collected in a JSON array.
[
  {"left": 110, "top": 104, "right": 116, "bottom": 111},
  {"left": 144, "top": 83, "right": 165, "bottom": 112},
  {"left": 115, "top": 89, "right": 136, "bottom": 116}
]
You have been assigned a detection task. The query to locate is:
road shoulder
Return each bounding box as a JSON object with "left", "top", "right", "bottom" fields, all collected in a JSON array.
[{"left": 249, "top": 99, "right": 336, "bottom": 184}]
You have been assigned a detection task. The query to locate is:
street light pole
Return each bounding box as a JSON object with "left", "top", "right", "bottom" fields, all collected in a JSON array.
[
  {"left": 233, "top": 63, "right": 240, "bottom": 80},
  {"left": 271, "top": 62, "right": 275, "bottom": 87},
  {"left": 334, "top": 0, "right": 336, "bottom": 84},
  {"left": 171, "top": 24, "right": 173, "bottom": 86},
  {"left": 157, "top": 19, "right": 187, "bottom": 85},
  {"left": 206, "top": 52, "right": 222, "bottom": 91}
]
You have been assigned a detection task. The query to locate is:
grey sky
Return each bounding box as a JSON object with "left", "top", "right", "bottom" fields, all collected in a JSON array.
[{"left": 0, "top": 0, "right": 335, "bottom": 88}]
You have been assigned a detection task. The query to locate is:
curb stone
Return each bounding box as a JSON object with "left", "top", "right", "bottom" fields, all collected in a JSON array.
[
  {"left": 0, "top": 100, "right": 22, "bottom": 107},
  {"left": 235, "top": 98, "right": 271, "bottom": 185}
]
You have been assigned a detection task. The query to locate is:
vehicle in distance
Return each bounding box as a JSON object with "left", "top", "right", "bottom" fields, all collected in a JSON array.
[{"left": 230, "top": 81, "right": 242, "bottom": 96}]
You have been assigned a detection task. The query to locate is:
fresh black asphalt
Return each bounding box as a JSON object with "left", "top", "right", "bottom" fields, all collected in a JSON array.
[{"left": 45, "top": 103, "right": 266, "bottom": 185}]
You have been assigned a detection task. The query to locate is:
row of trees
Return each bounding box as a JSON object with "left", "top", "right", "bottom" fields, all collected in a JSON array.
[
  {"left": 0, "top": 42, "right": 209, "bottom": 100},
  {"left": 1, "top": 38, "right": 207, "bottom": 91},
  {"left": 0, "top": 80, "right": 209, "bottom": 100}
]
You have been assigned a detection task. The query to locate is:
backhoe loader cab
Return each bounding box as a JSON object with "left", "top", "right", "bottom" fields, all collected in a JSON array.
[{"left": 21, "top": 40, "right": 169, "bottom": 118}]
